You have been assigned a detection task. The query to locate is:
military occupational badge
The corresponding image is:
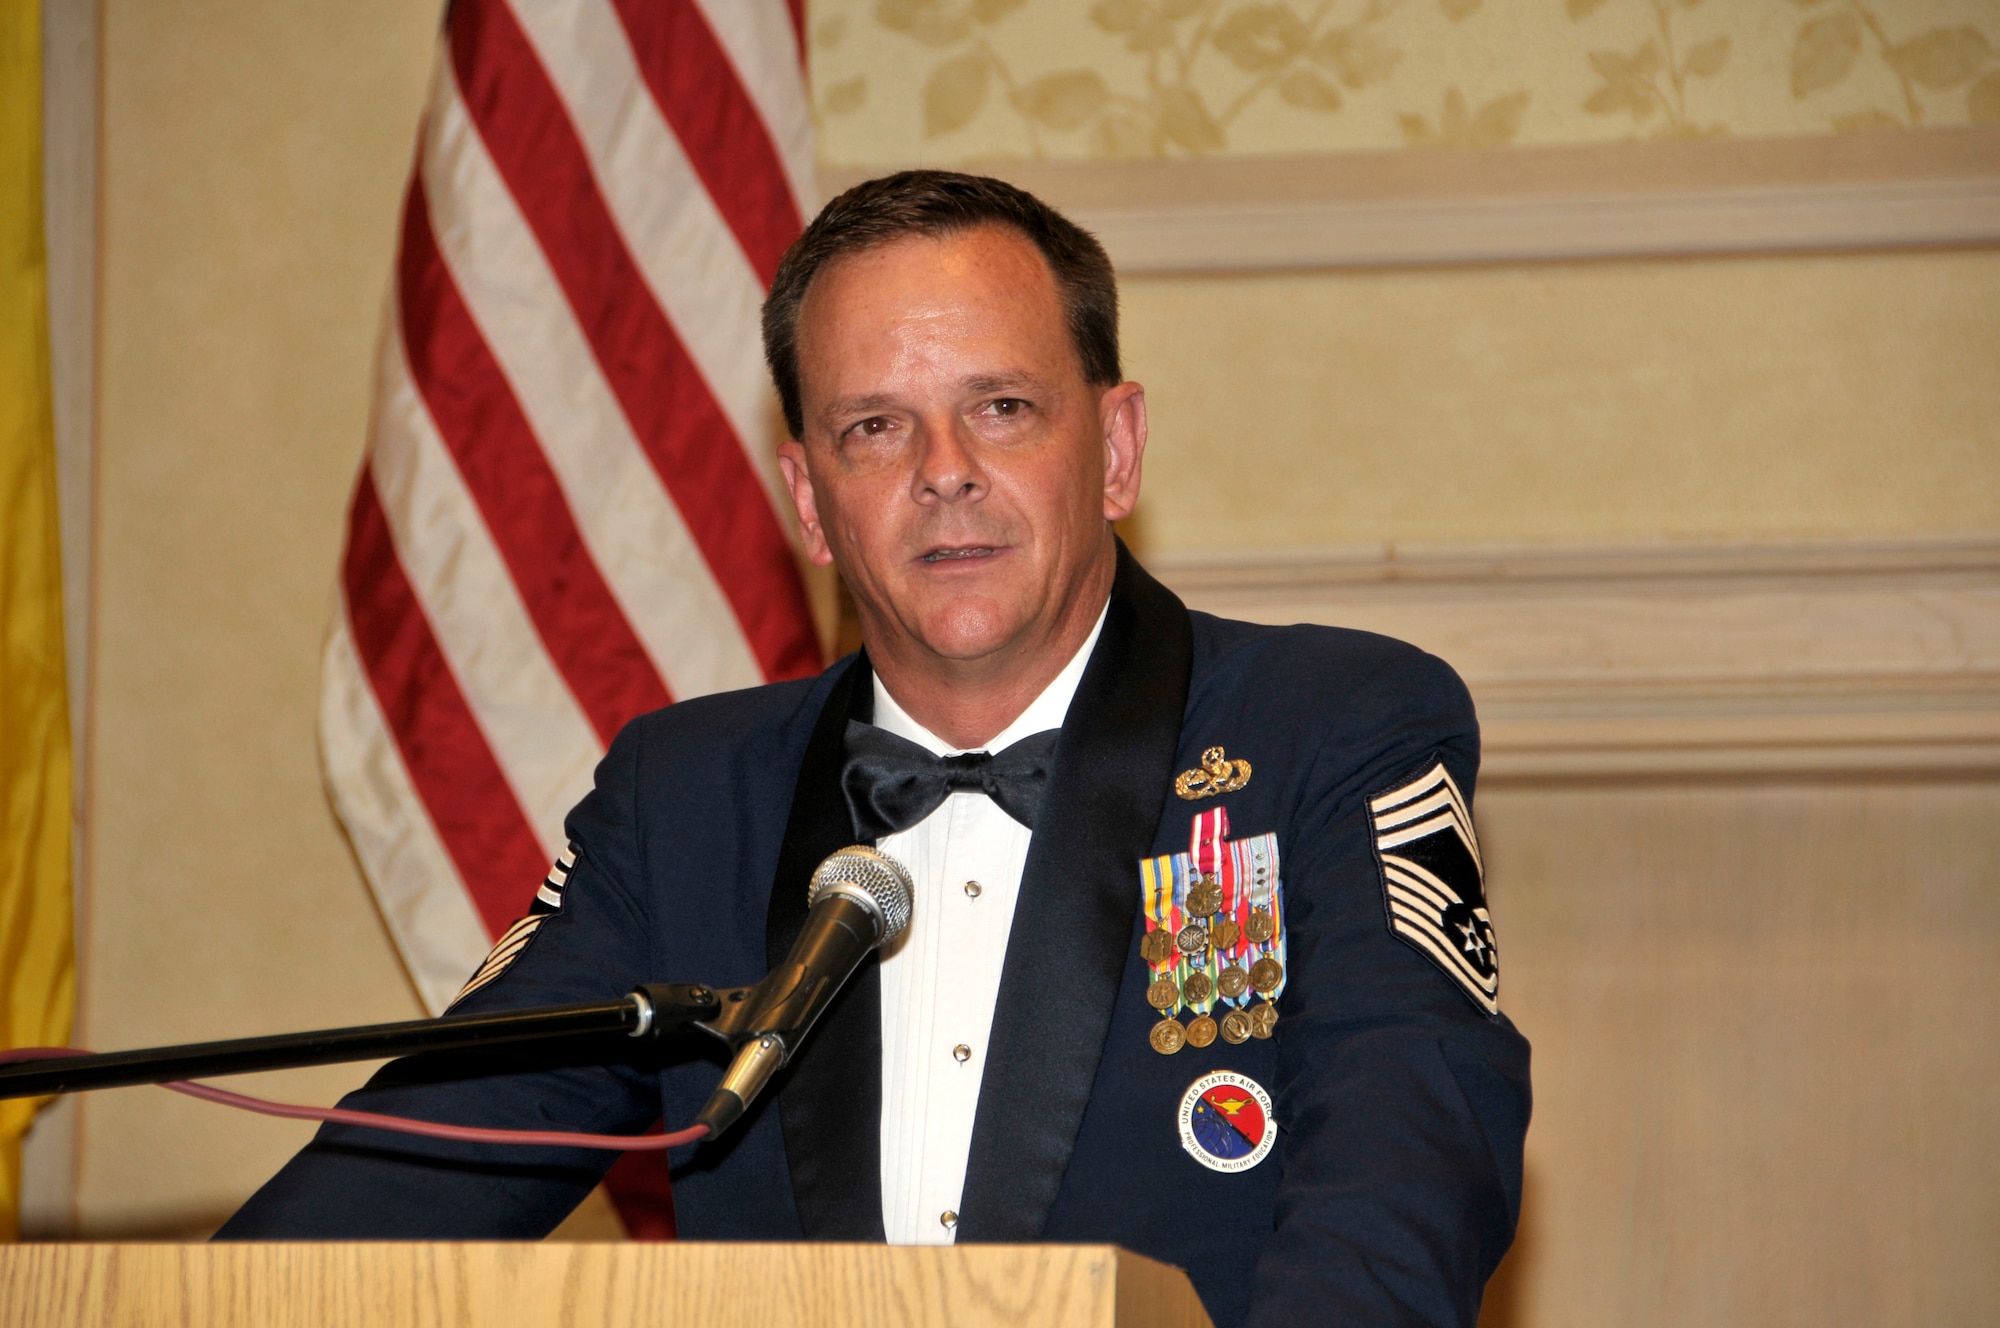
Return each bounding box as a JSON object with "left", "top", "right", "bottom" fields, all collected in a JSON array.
[
  {"left": 1175, "top": 746, "right": 1251, "bottom": 800},
  {"left": 1178, "top": 1071, "right": 1276, "bottom": 1173},
  {"left": 1371, "top": 759, "right": 1498, "bottom": 1014},
  {"left": 1138, "top": 805, "right": 1285, "bottom": 1054},
  {"left": 450, "top": 841, "right": 575, "bottom": 1008}
]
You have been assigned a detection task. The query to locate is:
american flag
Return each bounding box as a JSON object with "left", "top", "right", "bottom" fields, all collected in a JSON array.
[{"left": 321, "top": 0, "right": 820, "bottom": 1021}]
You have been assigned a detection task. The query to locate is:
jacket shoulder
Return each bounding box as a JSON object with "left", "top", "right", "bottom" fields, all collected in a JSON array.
[
  {"left": 1183, "top": 610, "right": 1478, "bottom": 798},
  {"left": 1188, "top": 611, "right": 1471, "bottom": 712},
  {"left": 612, "top": 667, "right": 839, "bottom": 757}
]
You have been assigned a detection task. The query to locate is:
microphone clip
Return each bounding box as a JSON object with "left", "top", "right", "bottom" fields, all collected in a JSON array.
[
  {"left": 626, "top": 981, "right": 759, "bottom": 1045},
  {"left": 622, "top": 979, "right": 805, "bottom": 1141}
]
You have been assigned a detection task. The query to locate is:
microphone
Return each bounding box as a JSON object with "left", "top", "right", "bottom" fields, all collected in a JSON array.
[{"left": 695, "top": 846, "right": 913, "bottom": 1138}]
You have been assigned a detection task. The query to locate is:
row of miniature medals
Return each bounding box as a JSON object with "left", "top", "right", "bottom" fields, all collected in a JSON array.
[{"left": 1138, "top": 801, "right": 1285, "bottom": 1055}]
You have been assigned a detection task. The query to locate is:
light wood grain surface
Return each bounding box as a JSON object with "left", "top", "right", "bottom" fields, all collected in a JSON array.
[{"left": 0, "top": 1242, "right": 1213, "bottom": 1328}]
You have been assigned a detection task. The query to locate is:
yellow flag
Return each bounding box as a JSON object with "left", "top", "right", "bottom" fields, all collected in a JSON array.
[{"left": 0, "top": 0, "right": 78, "bottom": 1242}]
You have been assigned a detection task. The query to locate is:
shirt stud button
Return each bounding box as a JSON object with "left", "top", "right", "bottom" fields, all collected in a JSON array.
[
  {"left": 963, "top": 880, "right": 982, "bottom": 898},
  {"left": 952, "top": 1043, "right": 971, "bottom": 1064},
  {"left": 940, "top": 1210, "right": 958, "bottom": 1230}
]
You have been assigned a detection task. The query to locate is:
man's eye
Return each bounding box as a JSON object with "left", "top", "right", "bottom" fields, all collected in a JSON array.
[
  {"left": 850, "top": 417, "right": 892, "bottom": 438},
  {"left": 989, "top": 398, "right": 1027, "bottom": 417}
]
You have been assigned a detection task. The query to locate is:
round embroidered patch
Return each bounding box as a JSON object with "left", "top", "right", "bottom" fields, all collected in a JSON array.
[{"left": 1177, "top": 1071, "right": 1276, "bottom": 1173}]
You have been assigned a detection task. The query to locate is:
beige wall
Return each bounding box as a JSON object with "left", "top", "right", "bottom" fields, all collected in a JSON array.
[
  {"left": 68, "top": 0, "right": 437, "bottom": 1234},
  {"left": 32, "top": 1, "right": 2000, "bottom": 1323},
  {"left": 1124, "top": 250, "right": 2000, "bottom": 553},
  {"left": 1478, "top": 778, "right": 2000, "bottom": 1328}
]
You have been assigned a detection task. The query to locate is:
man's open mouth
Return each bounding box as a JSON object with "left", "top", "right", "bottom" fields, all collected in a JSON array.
[{"left": 919, "top": 546, "right": 998, "bottom": 562}]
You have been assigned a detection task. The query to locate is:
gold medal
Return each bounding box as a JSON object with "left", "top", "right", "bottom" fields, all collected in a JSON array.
[
  {"left": 1140, "top": 929, "right": 1176, "bottom": 965},
  {"left": 1249, "top": 1002, "right": 1279, "bottom": 1039},
  {"left": 1249, "top": 956, "right": 1284, "bottom": 994},
  {"left": 1210, "top": 918, "right": 1241, "bottom": 951},
  {"left": 1244, "top": 908, "right": 1275, "bottom": 944},
  {"left": 1187, "top": 880, "right": 1223, "bottom": 917},
  {"left": 1185, "top": 1014, "right": 1218, "bottom": 1048},
  {"left": 1146, "top": 976, "right": 1181, "bottom": 1011},
  {"left": 1217, "top": 964, "right": 1250, "bottom": 999},
  {"left": 1175, "top": 922, "right": 1209, "bottom": 955},
  {"left": 1220, "top": 1009, "right": 1252, "bottom": 1044},
  {"left": 1150, "top": 1017, "right": 1186, "bottom": 1055},
  {"left": 1183, "top": 970, "right": 1214, "bottom": 1004}
]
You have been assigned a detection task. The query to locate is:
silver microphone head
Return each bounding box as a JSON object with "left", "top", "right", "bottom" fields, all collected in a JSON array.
[{"left": 808, "top": 846, "right": 914, "bottom": 945}]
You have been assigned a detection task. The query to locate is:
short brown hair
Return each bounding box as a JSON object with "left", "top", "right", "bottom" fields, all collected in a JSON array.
[{"left": 762, "top": 170, "right": 1121, "bottom": 439}]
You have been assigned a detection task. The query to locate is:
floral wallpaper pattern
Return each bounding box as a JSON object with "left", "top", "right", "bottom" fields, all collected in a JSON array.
[{"left": 807, "top": 0, "right": 2000, "bottom": 164}]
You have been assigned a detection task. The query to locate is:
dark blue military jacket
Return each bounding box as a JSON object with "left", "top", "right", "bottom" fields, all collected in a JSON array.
[{"left": 221, "top": 549, "right": 1530, "bottom": 1328}]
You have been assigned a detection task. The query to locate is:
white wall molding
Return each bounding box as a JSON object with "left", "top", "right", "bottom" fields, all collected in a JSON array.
[
  {"left": 1150, "top": 536, "right": 2000, "bottom": 781},
  {"left": 822, "top": 128, "right": 2000, "bottom": 273}
]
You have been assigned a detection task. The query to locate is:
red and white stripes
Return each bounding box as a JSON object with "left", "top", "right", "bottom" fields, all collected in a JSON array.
[{"left": 323, "top": 0, "right": 819, "bottom": 1016}]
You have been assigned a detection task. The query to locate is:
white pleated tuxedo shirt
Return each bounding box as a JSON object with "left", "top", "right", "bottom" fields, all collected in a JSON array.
[{"left": 872, "top": 603, "right": 1108, "bottom": 1245}]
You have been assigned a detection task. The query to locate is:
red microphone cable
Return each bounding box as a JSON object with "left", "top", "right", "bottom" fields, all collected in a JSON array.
[{"left": 0, "top": 1047, "right": 708, "bottom": 1151}]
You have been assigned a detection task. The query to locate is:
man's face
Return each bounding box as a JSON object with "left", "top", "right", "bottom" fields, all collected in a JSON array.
[{"left": 778, "top": 224, "right": 1144, "bottom": 674}]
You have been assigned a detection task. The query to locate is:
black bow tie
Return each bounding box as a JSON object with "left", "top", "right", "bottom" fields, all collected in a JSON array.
[{"left": 841, "top": 721, "right": 1060, "bottom": 841}]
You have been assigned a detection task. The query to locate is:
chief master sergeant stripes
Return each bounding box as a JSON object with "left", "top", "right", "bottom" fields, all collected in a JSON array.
[{"left": 1372, "top": 760, "right": 1499, "bottom": 1015}]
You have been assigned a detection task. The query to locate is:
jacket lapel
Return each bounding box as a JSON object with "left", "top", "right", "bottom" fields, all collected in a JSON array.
[
  {"left": 770, "top": 653, "right": 888, "bottom": 1240},
  {"left": 956, "top": 544, "right": 1195, "bottom": 1240}
]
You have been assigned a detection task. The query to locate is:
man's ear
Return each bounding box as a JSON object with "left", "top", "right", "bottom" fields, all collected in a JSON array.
[
  {"left": 1099, "top": 381, "right": 1147, "bottom": 523},
  {"left": 777, "top": 440, "right": 835, "bottom": 567}
]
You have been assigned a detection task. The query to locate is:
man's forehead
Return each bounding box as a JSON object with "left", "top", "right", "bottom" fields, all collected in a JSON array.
[
  {"left": 800, "top": 224, "right": 1062, "bottom": 326},
  {"left": 793, "top": 225, "right": 1079, "bottom": 404}
]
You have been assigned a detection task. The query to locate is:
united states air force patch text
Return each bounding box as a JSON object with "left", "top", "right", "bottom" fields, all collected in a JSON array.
[
  {"left": 1178, "top": 1071, "right": 1276, "bottom": 1173},
  {"left": 1370, "top": 760, "right": 1498, "bottom": 1015}
]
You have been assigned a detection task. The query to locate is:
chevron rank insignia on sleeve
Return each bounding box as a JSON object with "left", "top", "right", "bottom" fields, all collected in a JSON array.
[
  {"left": 450, "top": 842, "right": 576, "bottom": 1008},
  {"left": 533, "top": 843, "right": 575, "bottom": 915},
  {"left": 1370, "top": 760, "right": 1498, "bottom": 1015}
]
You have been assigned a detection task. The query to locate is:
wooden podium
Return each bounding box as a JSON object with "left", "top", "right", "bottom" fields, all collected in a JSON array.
[{"left": 0, "top": 1242, "right": 1214, "bottom": 1328}]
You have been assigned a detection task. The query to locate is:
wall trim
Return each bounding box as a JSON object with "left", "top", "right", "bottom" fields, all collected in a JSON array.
[
  {"left": 24, "top": 0, "right": 100, "bottom": 1241},
  {"left": 821, "top": 129, "right": 2000, "bottom": 273},
  {"left": 1149, "top": 535, "right": 2000, "bottom": 781}
]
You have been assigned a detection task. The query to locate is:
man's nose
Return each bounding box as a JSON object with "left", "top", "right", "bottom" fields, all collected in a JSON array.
[{"left": 911, "top": 419, "right": 986, "bottom": 504}]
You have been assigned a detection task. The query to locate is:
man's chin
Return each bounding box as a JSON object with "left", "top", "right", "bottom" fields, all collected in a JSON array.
[
  {"left": 898, "top": 595, "right": 1030, "bottom": 666},
  {"left": 912, "top": 625, "right": 1022, "bottom": 666}
]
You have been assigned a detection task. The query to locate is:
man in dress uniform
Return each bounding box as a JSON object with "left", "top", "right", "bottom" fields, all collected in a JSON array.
[{"left": 222, "top": 171, "right": 1530, "bottom": 1328}]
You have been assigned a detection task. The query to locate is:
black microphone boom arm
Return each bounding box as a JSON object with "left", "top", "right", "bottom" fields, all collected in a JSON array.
[
  {"left": 0, "top": 847, "right": 911, "bottom": 1149},
  {"left": 0, "top": 982, "right": 753, "bottom": 1103}
]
